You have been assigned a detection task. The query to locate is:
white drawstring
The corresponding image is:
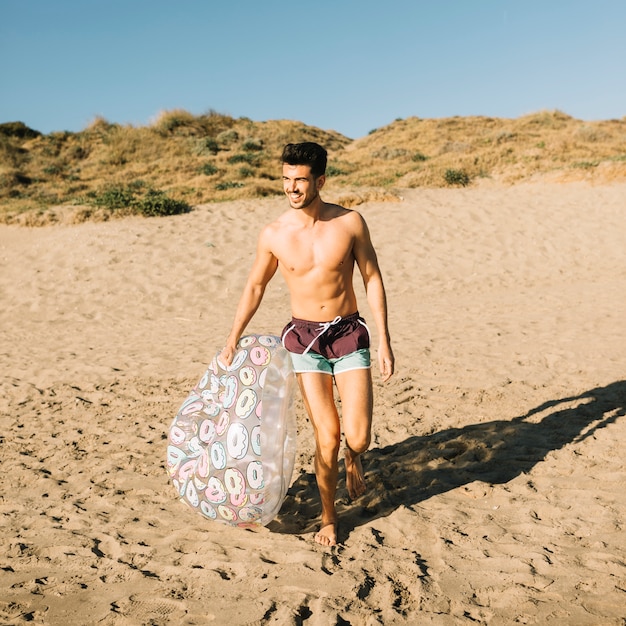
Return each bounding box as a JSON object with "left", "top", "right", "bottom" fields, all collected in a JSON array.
[{"left": 302, "top": 316, "right": 343, "bottom": 354}]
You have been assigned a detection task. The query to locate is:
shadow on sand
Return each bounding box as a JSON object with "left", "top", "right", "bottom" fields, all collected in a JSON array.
[{"left": 271, "top": 380, "right": 625, "bottom": 539}]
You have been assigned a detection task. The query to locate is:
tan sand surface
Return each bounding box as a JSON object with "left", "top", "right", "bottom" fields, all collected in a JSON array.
[{"left": 1, "top": 182, "right": 625, "bottom": 625}]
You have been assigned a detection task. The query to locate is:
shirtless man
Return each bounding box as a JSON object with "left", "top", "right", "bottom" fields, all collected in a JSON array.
[{"left": 221, "top": 142, "right": 394, "bottom": 546}]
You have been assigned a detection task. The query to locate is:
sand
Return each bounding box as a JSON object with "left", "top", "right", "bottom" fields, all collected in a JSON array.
[{"left": 1, "top": 182, "right": 625, "bottom": 625}]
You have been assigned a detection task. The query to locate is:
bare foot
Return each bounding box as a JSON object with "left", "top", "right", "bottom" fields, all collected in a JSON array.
[
  {"left": 315, "top": 521, "right": 338, "bottom": 547},
  {"left": 344, "top": 448, "right": 367, "bottom": 500}
]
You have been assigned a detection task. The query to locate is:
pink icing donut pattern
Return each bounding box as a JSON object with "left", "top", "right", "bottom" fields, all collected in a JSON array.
[{"left": 167, "top": 334, "right": 287, "bottom": 527}]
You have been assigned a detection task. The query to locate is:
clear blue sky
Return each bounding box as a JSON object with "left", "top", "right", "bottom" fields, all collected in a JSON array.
[{"left": 1, "top": 0, "right": 624, "bottom": 139}]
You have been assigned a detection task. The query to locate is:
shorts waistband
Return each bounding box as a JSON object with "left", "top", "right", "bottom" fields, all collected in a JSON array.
[
  {"left": 289, "top": 311, "right": 361, "bottom": 328},
  {"left": 283, "top": 312, "right": 367, "bottom": 357}
]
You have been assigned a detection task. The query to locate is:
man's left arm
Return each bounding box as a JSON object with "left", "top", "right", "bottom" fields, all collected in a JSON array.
[{"left": 352, "top": 213, "right": 394, "bottom": 381}]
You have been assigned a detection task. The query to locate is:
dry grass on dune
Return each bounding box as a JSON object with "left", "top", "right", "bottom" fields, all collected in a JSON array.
[
  {"left": 1, "top": 109, "right": 625, "bottom": 224},
  {"left": 0, "top": 112, "right": 349, "bottom": 224},
  {"left": 345, "top": 110, "right": 626, "bottom": 187}
]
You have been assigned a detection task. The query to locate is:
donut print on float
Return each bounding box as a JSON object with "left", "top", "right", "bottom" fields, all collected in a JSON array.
[{"left": 166, "top": 335, "right": 297, "bottom": 527}]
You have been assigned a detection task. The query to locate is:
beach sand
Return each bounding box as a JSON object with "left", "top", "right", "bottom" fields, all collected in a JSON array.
[{"left": 1, "top": 182, "right": 625, "bottom": 625}]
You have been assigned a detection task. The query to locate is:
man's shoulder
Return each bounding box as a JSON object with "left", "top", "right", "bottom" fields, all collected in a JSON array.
[
  {"left": 324, "top": 203, "right": 367, "bottom": 232},
  {"left": 322, "top": 202, "right": 363, "bottom": 222},
  {"left": 260, "top": 212, "right": 296, "bottom": 239}
]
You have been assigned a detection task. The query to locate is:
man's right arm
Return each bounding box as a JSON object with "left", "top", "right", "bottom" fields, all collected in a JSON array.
[{"left": 221, "top": 228, "right": 278, "bottom": 365}]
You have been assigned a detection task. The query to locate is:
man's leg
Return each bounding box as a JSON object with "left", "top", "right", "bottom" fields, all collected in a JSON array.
[
  {"left": 334, "top": 367, "right": 373, "bottom": 499},
  {"left": 296, "top": 372, "right": 341, "bottom": 546}
]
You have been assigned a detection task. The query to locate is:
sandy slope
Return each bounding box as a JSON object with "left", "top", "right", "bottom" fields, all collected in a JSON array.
[{"left": 1, "top": 182, "right": 625, "bottom": 625}]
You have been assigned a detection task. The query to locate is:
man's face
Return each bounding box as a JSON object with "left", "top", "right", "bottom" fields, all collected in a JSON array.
[{"left": 282, "top": 163, "right": 325, "bottom": 209}]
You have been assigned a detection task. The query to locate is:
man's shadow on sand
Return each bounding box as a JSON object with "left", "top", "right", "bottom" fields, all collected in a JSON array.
[{"left": 271, "top": 380, "right": 625, "bottom": 539}]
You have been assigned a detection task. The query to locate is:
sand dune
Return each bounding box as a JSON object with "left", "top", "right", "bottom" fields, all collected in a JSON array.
[{"left": 1, "top": 182, "right": 625, "bottom": 624}]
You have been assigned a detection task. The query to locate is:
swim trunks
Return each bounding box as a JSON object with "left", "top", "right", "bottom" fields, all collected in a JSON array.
[
  {"left": 288, "top": 348, "right": 371, "bottom": 375},
  {"left": 281, "top": 312, "right": 371, "bottom": 374}
]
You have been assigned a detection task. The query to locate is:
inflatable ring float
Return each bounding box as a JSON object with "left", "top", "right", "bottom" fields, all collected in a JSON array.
[{"left": 167, "top": 335, "right": 297, "bottom": 527}]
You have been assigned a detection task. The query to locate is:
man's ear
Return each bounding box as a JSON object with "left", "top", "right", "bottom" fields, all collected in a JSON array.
[{"left": 316, "top": 175, "right": 326, "bottom": 190}]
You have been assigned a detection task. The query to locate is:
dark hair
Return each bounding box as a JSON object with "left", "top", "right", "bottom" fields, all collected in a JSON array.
[{"left": 281, "top": 142, "right": 327, "bottom": 178}]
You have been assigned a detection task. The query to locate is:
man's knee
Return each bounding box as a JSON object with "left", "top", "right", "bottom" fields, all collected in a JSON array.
[
  {"left": 315, "top": 428, "right": 341, "bottom": 459},
  {"left": 345, "top": 432, "right": 371, "bottom": 456}
]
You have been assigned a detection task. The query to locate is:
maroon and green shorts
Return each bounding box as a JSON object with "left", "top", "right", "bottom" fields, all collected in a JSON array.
[{"left": 281, "top": 312, "right": 371, "bottom": 375}]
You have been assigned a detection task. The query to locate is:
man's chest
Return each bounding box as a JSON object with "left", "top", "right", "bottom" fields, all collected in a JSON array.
[{"left": 274, "top": 227, "right": 354, "bottom": 274}]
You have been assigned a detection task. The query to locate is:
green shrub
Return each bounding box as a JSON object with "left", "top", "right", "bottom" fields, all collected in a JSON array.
[
  {"left": 227, "top": 153, "right": 257, "bottom": 165},
  {"left": 0, "top": 170, "right": 32, "bottom": 189},
  {"left": 495, "top": 131, "right": 516, "bottom": 144},
  {"left": 69, "top": 144, "right": 90, "bottom": 160},
  {"left": 134, "top": 189, "right": 190, "bottom": 216},
  {"left": 571, "top": 161, "right": 599, "bottom": 169},
  {"left": 444, "top": 169, "right": 470, "bottom": 186},
  {"left": 0, "top": 121, "right": 41, "bottom": 139},
  {"left": 93, "top": 184, "right": 135, "bottom": 210},
  {"left": 199, "top": 162, "right": 218, "bottom": 175},
  {"left": 90, "top": 182, "right": 189, "bottom": 216},
  {"left": 194, "top": 137, "right": 219, "bottom": 155},
  {"left": 238, "top": 166, "right": 255, "bottom": 178},
  {"left": 215, "top": 181, "right": 244, "bottom": 190},
  {"left": 412, "top": 152, "right": 428, "bottom": 162},
  {"left": 128, "top": 180, "right": 147, "bottom": 192},
  {"left": 242, "top": 138, "right": 263, "bottom": 151},
  {"left": 154, "top": 109, "right": 197, "bottom": 135},
  {"left": 43, "top": 164, "right": 65, "bottom": 177},
  {"left": 326, "top": 165, "right": 347, "bottom": 176},
  {"left": 216, "top": 129, "right": 239, "bottom": 145}
]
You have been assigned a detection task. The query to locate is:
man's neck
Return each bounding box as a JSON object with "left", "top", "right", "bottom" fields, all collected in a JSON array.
[{"left": 294, "top": 196, "right": 326, "bottom": 225}]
